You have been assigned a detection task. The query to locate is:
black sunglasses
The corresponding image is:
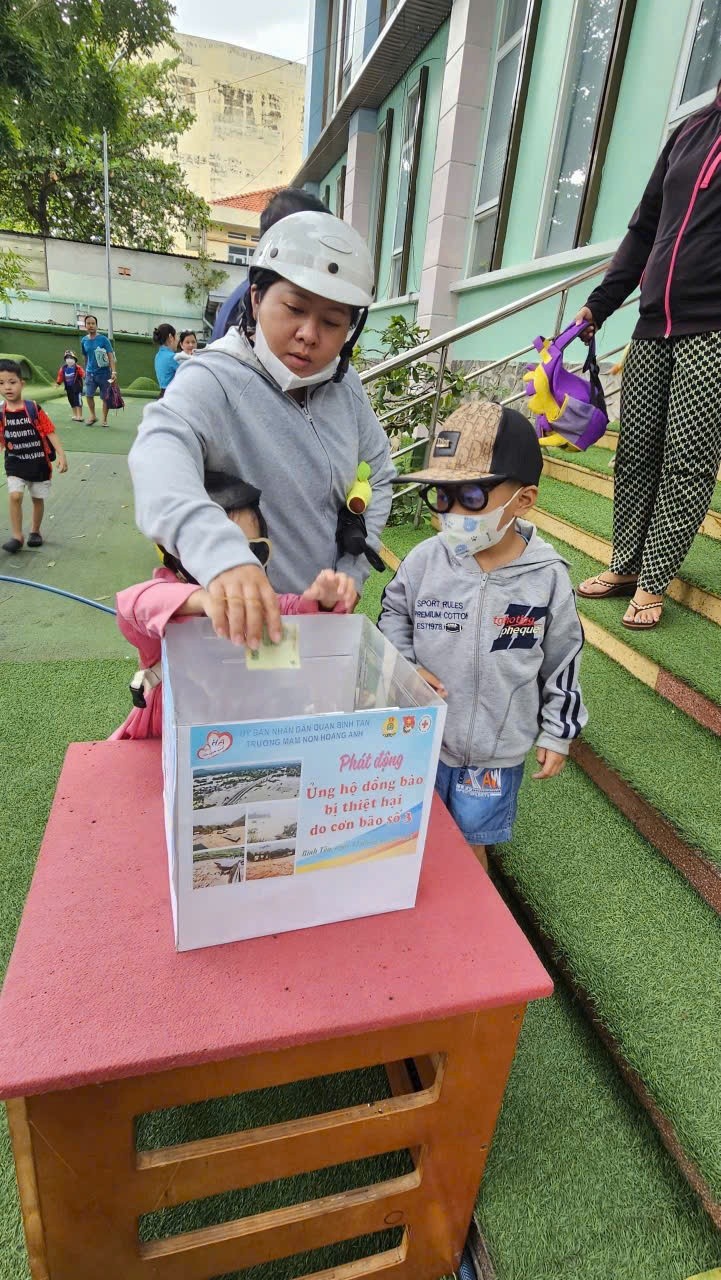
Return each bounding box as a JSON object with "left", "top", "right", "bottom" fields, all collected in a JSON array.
[{"left": 419, "top": 477, "right": 508, "bottom": 514}]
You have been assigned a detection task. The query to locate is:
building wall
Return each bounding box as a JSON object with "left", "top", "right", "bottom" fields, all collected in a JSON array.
[
  {"left": 153, "top": 34, "right": 306, "bottom": 207},
  {"left": 331, "top": 0, "right": 698, "bottom": 363},
  {"left": 0, "top": 233, "right": 247, "bottom": 337},
  {"left": 319, "top": 154, "right": 349, "bottom": 215},
  {"left": 451, "top": 0, "right": 694, "bottom": 362},
  {"left": 372, "top": 21, "right": 450, "bottom": 306}
]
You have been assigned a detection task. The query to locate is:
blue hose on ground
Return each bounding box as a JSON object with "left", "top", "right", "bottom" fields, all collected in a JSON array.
[
  {"left": 0, "top": 575, "right": 116, "bottom": 615},
  {"left": 457, "top": 1246, "right": 476, "bottom": 1280}
]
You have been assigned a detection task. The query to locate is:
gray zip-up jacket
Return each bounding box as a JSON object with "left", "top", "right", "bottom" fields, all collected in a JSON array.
[
  {"left": 128, "top": 329, "right": 395, "bottom": 594},
  {"left": 378, "top": 524, "right": 588, "bottom": 768}
]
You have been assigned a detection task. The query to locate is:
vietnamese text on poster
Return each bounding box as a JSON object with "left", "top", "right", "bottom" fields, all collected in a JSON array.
[{"left": 188, "top": 709, "right": 438, "bottom": 890}]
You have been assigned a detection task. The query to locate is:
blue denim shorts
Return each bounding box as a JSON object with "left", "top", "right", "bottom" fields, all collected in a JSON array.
[
  {"left": 435, "top": 760, "right": 525, "bottom": 845},
  {"left": 84, "top": 368, "right": 111, "bottom": 398}
]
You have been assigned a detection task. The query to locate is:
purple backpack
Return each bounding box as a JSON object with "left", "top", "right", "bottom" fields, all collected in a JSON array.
[{"left": 524, "top": 320, "right": 608, "bottom": 450}]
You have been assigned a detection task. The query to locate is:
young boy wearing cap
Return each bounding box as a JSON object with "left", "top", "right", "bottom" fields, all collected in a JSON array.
[{"left": 378, "top": 400, "right": 588, "bottom": 870}]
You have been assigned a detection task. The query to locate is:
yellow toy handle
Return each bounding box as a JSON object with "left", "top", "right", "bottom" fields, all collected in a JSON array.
[{"left": 347, "top": 461, "right": 372, "bottom": 514}]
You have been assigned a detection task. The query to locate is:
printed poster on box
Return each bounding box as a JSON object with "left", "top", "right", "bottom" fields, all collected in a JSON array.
[{"left": 163, "top": 616, "right": 446, "bottom": 951}]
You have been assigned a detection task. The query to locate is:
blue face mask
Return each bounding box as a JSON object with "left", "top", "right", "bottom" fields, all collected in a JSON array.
[{"left": 439, "top": 490, "right": 521, "bottom": 558}]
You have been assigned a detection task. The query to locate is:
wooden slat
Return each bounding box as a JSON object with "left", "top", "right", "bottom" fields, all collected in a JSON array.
[
  {"left": 135, "top": 1079, "right": 442, "bottom": 1209},
  {"left": 20, "top": 1006, "right": 525, "bottom": 1279},
  {"left": 139, "top": 1167, "right": 422, "bottom": 1265},
  {"left": 6, "top": 1099, "right": 50, "bottom": 1280}
]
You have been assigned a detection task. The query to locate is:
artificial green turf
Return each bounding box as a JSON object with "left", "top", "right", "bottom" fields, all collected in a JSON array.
[
  {"left": 544, "top": 532, "right": 721, "bottom": 705},
  {"left": 377, "top": 516, "right": 721, "bottom": 710},
  {"left": 477, "top": 989, "right": 721, "bottom": 1280},
  {"left": 0, "top": 656, "right": 132, "bottom": 1280},
  {"left": 359, "top": 520, "right": 433, "bottom": 622},
  {"left": 537, "top": 475, "right": 721, "bottom": 598},
  {"left": 2, "top": 513, "right": 721, "bottom": 1278},
  {"left": 499, "top": 757, "right": 721, "bottom": 1201},
  {"left": 44, "top": 393, "right": 149, "bottom": 455},
  {"left": 579, "top": 644, "right": 721, "bottom": 869},
  {"left": 0, "top": 451, "right": 157, "bottom": 662},
  {"left": 545, "top": 444, "right": 721, "bottom": 515}
]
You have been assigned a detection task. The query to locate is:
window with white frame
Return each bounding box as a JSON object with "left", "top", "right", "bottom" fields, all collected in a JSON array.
[
  {"left": 668, "top": 0, "right": 721, "bottom": 130},
  {"left": 336, "top": 164, "right": 347, "bottom": 218},
  {"left": 339, "top": 0, "right": 357, "bottom": 99},
  {"left": 536, "top": 0, "right": 621, "bottom": 259},
  {"left": 468, "top": 0, "right": 528, "bottom": 277},
  {"left": 389, "top": 72, "right": 426, "bottom": 298},
  {"left": 369, "top": 109, "right": 394, "bottom": 285}
]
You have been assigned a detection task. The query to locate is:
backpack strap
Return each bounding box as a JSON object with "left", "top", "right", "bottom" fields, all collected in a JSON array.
[
  {"left": 551, "top": 320, "right": 589, "bottom": 352},
  {"left": 582, "top": 339, "right": 608, "bottom": 413}
]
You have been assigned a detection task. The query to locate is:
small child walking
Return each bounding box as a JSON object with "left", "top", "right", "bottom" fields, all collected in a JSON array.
[
  {"left": 379, "top": 400, "right": 587, "bottom": 871},
  {"left": 55, "top": 350, "right": 85, "bottom": 421},
  {"left": 0, "top": 359, "right": 68, "bottom": 553},
  {"left": 111, "top": 470, "right": 356, "bottom": 739}
]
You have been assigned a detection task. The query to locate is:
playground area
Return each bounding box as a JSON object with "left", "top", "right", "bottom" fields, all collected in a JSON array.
[{"left": 1, "top": 383, "right": 721, "bottom": 1280}]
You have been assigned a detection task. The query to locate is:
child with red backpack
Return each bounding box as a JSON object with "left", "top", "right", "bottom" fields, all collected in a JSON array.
[
  {"left": 0, "top": 359, "right": 68, "bottom": 553},
  {"left": 55, "top": 350, "right": 85, "bottom": 421}
]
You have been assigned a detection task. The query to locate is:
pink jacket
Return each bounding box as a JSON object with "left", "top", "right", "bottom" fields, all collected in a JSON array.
[{"left": 110, "top": 567, "right": 342, "bottom": 740}]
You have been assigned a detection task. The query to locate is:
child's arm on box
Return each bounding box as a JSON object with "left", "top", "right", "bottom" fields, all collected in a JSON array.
[
  {"left": 174, "top": 570, "right": 356, "bottom": 622},
  {"left": 116, "top": 575, "right": 202, "bottom": 659},
  {"left": 534, "top": 580, "right": 588, "bottom": 779}
]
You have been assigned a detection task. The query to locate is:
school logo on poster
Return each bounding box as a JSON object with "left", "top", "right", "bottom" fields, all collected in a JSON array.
[{"left": 491, "top": 604, "right": 548, "bottom": 651}]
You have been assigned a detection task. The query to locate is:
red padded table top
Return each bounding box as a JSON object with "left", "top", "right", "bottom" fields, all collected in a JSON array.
[{"left": 0, "top": 742, "right": 552, "bottom": 1098}]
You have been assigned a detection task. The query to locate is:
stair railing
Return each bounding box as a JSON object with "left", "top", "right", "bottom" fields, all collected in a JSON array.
[{"left": 357, "top": 257, "right": 639, "bottom": 504}]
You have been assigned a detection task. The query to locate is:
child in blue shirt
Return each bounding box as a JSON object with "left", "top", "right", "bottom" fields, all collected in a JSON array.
[
  {"left": 153, "top": 323, "right": 178, "bottom": 395},
  {"left": 55, "top": 350, "right": 84, "bottom": 421}
]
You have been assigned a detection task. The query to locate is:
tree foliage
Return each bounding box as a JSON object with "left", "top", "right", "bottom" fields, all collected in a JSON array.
[
  {"left": 184, "top": 248, "right": 228, "bottom": 307},
  {"left": 0, "top": 247, "right": 32, "bottom": 302},
  {"left": 0, "top": 0, "right": 210, "bottom": 251}
]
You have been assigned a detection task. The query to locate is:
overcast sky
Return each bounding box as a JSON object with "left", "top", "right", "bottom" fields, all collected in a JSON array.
[{"left": 172, "top": 0, "right": 310, "bottom": 63}]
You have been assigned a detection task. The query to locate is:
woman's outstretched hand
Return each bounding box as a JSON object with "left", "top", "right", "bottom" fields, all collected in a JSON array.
[
  {"left": 574, "top": 306, "right": 597, "bottom": 343},
  {"left": 206, "top": 564, "right": 282, "bottom": 649}
]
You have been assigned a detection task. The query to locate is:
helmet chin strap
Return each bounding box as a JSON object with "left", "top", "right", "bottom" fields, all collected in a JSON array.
[{"left": 333, "top": 308, "right": 369, "bottom": 383}]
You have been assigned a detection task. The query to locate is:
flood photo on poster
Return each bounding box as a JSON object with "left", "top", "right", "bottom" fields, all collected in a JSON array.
[
  {"left": 192, "top": 850, "right": 246, "bottom": 890},
  {"left": 246, "top": 841, "right": 296, "bottom": 880},
  {"left": 192, "top": 760, "right": 302, "bottom": 811},
  {"left": 246, "top": 800, "right": 298, "bottom": 845},
  {"left": 193, "top": 816, "right": 246, "bottom": 853}
]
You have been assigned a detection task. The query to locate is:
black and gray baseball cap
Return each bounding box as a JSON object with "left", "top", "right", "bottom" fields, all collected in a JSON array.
[{"left": 398, "top": 400, "right": 542, "bottom": 487}]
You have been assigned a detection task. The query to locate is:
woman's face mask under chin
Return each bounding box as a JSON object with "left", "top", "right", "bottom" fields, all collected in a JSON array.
[
  {"left": 252, "top": 318, "right": 341, "bottom": 393},
  {"left": 439, "top": 490, "right": 521, "bottom": 557}
]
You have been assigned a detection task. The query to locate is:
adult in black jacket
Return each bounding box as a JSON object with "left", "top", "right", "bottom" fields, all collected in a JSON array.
[{"left": 576, "top": 87, "right": 721, "bottom": 630}]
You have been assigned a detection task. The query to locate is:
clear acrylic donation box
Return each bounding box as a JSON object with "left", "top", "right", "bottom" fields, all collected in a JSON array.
[{"left": 161, "top": 614, "right": 446, "bottom": 950}]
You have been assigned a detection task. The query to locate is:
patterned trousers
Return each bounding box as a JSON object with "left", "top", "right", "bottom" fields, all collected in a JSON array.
[{"left": 610, "top": 332, "right": 721, "bottom": 593}]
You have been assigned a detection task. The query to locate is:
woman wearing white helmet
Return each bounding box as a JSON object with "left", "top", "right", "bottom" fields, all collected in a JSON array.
[{"left": 129, "top": 211, "right": 395, "bottom": 649}]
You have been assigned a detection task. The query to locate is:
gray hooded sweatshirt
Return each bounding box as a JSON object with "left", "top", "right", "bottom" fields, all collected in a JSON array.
[
  {"left": 378, "top": 522, "right": 588, "bottom": 768},
  {"left": 128, "top": 329, "right": 396, "bottom": 594}
]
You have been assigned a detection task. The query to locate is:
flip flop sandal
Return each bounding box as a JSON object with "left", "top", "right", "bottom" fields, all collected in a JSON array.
[
  {"left": 577, "top": 575, "right": 638, "bottom": 600},
  {"left": 27, "top": 532, "right": 43, "bottom": 547},
  {"left": 2, "top": 537, "right": 23, "bottom": 553},
  {"left": 85, "top": 418, "right": 98, "bottom": 426},
  {"left": 622, "top": 600, "right": 664, "bottom": 631}
]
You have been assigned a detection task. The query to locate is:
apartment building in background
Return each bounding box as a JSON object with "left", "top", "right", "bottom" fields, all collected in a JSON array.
[
  {"left": 206, "top": 187, "right": 282, "bottom": 268},
  {"left": 152, "top": 34, "right": 305, "bottom": 206},
  {"left": 295, "top": 0, "right": 721, "bottom": 360}
]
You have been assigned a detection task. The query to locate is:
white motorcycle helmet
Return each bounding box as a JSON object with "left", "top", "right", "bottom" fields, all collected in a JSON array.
[
  {"left": 247, "top": 211, "right": 375, "bottom": 383},
  {"left": 250, "top": 210, "right": 375, "bottom": 308}
]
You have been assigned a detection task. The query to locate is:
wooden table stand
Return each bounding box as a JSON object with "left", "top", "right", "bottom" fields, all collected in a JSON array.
[{"left": 0, "top": 742, "right": 551, "bottom": 1280}]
